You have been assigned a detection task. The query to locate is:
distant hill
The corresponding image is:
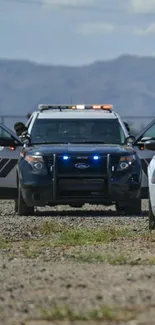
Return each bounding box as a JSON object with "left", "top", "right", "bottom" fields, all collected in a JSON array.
[{"left": 0, "top": 54, "right": 155, "bottom": 130}]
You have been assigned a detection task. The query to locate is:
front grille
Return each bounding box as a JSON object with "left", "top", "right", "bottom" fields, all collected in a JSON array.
[
  {"left": 58, "top": 178, "right": 105, "bottom": 190},
  {"left": 57, "top": 178, "right": 107, "bottom": 197},
  {"left": 42, "top": 153, "right": 121, "bottom": 200},
  {"left": 44, "top": 153, "right": 120, "bottom": 176},
  {"left": 56, "top": 154, "right": 108, "bottom": 177}
]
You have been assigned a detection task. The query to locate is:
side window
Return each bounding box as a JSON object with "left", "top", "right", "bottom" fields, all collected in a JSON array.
[
  {"left": 142, "top": 123, "right": 155, "bottom": 138},
  {"left": 119, "top": 125, "right": 126, "bottom": 143},
  {"left": 0, "top": 127, "right": 13, "bottom": 139},
  {"left": 0, "top": 126, "right": 20, "bottom": 147}
]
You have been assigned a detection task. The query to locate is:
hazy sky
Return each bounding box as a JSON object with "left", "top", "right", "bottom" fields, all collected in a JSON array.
[{"left": 1, "top": 0, "right": 155, "bottom": 65}]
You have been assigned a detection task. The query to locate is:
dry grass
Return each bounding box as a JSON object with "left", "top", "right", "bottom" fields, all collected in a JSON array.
[
  {"left": 1, "top": 220, "right": 155, "bottom": 264},
  {"left": 37, "top": 304, "right": 138, "bottom": 322}
]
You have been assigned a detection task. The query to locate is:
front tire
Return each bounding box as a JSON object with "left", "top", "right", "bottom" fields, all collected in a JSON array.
[
  {"left": 15, "top": 184, "right": 34, "bottom": 216},
  {"left": 116, "top": 198, "right": 141, "bottom": 216}
]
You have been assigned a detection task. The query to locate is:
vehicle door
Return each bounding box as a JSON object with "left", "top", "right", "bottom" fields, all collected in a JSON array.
[
  {"left": 0, "top": 123, "right": 22, "bottom": 197},
  {"left": 134, "top": 118, "right": 155, "bottom": 198}
]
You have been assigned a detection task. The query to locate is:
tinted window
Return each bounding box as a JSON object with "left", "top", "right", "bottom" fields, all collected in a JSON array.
[
  {"left": 30, "top": 118, "right": 126, "bottom": 145},
  {"left": 142, "top": 123, "right": 155, "bottom": 139},
  {"left": 0, "top": 127, "right": 14, "bottom": 140}
]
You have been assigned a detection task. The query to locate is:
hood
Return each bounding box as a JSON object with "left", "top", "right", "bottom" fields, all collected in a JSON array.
[{"left": 26, "top": 143, "right": 135, "bottom": 156}]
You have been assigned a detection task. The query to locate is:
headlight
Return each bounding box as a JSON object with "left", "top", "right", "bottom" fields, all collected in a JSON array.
[
  {"left": 24, "top": 155, "right": 44, "bottom": 170},
  {"left": 117, "top": 155, "right": 136, "bottom": 171}
]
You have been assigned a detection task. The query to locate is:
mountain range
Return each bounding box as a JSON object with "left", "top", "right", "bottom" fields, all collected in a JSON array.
[{"left": 0, "top": 54, "right": 155, "bottom": 131}]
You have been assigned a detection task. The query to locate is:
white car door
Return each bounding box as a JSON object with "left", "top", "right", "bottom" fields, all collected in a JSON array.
[
  {"left": 134, "top": 118, "right": 155, "bottom": 198},
  {"left": 0, "top": 123, "right": 22, "bottom": 199}
]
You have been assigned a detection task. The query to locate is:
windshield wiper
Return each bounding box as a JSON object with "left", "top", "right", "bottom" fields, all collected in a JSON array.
[
  {"left": 31, "top": 141, "right": 106, "bottom": 145},
  {"left": 31, "top": 142, "right": 67, "bottom": 145},
  {"left": 69, "top": 141, "right": 105, "bottom": 144}
]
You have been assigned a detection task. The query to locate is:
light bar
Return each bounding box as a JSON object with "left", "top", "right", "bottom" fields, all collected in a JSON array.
[
  {"left": 76, "top": 105, "right": 85, "bottom": 109},
  {"left": 38, "top": 104, "right": 113, "bottom": 112},
  {"left": 92, "top": 105, "right": 113, "bottom": 110}
]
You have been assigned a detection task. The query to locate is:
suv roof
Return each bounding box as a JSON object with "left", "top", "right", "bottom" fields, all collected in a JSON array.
[
  {"left": 38, "top": 110, "right": 117, "bottom": 119},
  {"left": 36, "top": 104, "right": 118, "bottom": 120}
]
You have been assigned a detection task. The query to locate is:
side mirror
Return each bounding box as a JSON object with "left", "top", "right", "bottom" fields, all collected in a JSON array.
[
  {"left": 14, "top": 122, "right": 27, "bottom": 136},
  {"left": 135, "top": 137, "right": 155, "bottom": 150},
  {"left": 140, "top": 137, "right": 154, "bottom": 143},
  {"left": 21, "top": 134, "right": 31, "bottom": 146},
  {"left": 145, "top": 140, "right": 155, "bottom": 151},
  {"left": 126, "top": 135, "right": 135, "bottom": 145}
]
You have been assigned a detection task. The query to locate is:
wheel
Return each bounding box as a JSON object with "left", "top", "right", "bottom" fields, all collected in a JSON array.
[
  {"left": 148, "top": 196, "right": 155, "bottom": 230},
  {"left": 15, "top": 184, "right": 34, "bottom": 216},
  {"left": 116, "top": 198, "right": 141, "bottom": 216}
]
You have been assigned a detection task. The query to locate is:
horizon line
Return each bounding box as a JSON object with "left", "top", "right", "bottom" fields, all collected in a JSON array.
[{"left": 0, "top": 53, "right": 155, "bottom": 67}]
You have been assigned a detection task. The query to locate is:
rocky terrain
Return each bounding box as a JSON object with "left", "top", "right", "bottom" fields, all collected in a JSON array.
[{"left": 0, "top": 199, "right": 155, "bottom": 325}]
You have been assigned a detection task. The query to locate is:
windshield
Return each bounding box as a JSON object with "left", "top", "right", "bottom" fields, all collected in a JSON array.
[{"left": 30, "top": 118, "right": 126, "bottom": 145}]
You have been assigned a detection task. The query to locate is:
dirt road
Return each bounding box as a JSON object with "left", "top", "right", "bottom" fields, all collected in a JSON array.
[{"left": 0, "top": 199, "right": 155, "bottom": 325}]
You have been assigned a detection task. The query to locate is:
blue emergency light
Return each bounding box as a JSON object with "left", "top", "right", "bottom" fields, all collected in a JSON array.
[
  {"left": 62, "top": 155, "right": 69, "bottom": 160},
  {"left": 93, "top": 155, "right": 99, "bottom": 160}
]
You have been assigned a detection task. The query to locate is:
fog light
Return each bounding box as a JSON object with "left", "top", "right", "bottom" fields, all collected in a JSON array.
[
  {"left": 120, "top": 162, "right": 128, "bottom": 169},
  {"left": 34, "top": 162, "right": 43, "bottom": 170},
  {"left": 63, "top": 155, "right": 69, "bottom": 160}
]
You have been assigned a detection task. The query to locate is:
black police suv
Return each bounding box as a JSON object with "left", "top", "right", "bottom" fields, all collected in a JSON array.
[{"left": 14, "top": 104, "right": 142, "bottom": 216}]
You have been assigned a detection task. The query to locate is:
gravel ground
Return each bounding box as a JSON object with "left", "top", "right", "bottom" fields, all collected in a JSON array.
[{"left": 1, "top": 199, "right": 155, "bottom": 325}]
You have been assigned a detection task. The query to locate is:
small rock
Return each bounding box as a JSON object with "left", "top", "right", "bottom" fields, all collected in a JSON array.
[{"left": 66, "top": 283, "right": 72, "bottom": 288}]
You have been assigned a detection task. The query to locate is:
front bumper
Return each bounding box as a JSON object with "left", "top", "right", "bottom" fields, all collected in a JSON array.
[
  {"left": 20, "top": 177, "right": 141, "bottom": 207},
  {"left": 19, "top": 153, "right": 141, "bottom": 207}
]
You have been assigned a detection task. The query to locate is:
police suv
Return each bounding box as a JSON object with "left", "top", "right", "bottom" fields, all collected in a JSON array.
[{"left": 4, "top": 103, "right": 142, "bottom": 216}]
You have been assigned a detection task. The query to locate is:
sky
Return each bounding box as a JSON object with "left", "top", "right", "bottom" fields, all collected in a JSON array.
[{"left": 1, "top": 0, "right": 155, "bottom": 65}]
